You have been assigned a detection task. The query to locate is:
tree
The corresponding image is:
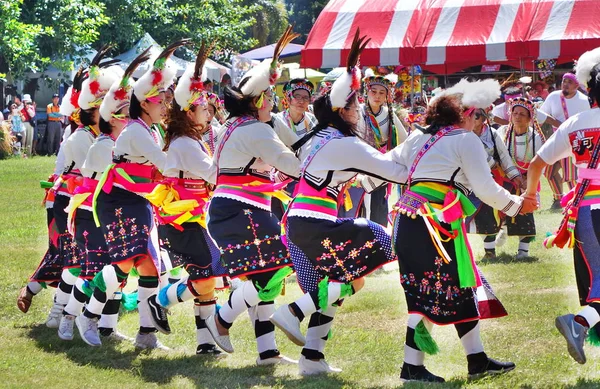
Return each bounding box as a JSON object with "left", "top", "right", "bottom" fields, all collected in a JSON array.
[
  {"left": 99, "top": 0, "right": 259, "bottom": 62},
  {"left": 0, "top": 0, "right": 49, "bottom": 79},
  {"left": 285, "top": 0, "right": 328, "bottom": 43},
  {"left": 242, "top": 0, "right": 288, "bottom": 47}
]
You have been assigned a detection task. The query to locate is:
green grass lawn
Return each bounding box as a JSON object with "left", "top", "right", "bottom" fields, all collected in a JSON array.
[{"left": 2, "top": 156, "right": 600, "bottom": 388}]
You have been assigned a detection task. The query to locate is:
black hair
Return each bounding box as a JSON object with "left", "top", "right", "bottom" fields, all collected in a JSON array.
[
  {"left": 129, "top": 93, "right": 143, "bottom": 120},
  {"left": 588, "top": 63, "right": 600, "bottom": 105},
  {"left": 312, "top": 93, "right": 359, "bottom": 137},
  {"left": 423, "top": 95, "right": 462, "bottom": 134},
  {"left": 99, "top": 117, "right": 111, "bottom": 134},
  {"left": 223, "top": 82, "right": 257, "bottom": 118},
  {"left": 80, "top": 108, "right": 97, "bottom": 126}
]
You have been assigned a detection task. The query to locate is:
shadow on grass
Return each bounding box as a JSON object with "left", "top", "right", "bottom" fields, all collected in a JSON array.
[
  {"left": 402, "top": 378, "right": 466, "bottom": 388},
  {"left": 479, "top": 252, "right": 540, "bottom": 265},
  {"left": 26, "top": 324, "right": 349, "bottom": 388}
]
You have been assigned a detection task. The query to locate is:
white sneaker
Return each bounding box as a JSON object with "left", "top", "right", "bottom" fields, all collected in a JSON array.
[
  {"left": 299, "top": 355, "right": 342, "bottom": 376},
  {"left": 257, "top": 354, "right": 298, "bottom": 366},
  {"left": 495, "top": 228, "right": 507, "bottom": 247},
  {"left": 205, "top": 315, "right": 234, "bottom": 353},
  {"left": 45, "top": 303, "right": 64, "bottom": 328},
  {"left": 103, "top": 331, "right": 134, "bottom": 342},
  {"left": 270, "top": 305, "right": 306, "bottom": 346},
  {"left": 134, "top": 332, "right": 170, "bottom": 351},
  {"left": 58, "top": 315, "right": 75, "bottom": 341},
  {"left": 515, "top": 250, "right": 529, "bottom": 259},
  {"left": 75, "top": 315, "right": 101, "bottom": 346}
]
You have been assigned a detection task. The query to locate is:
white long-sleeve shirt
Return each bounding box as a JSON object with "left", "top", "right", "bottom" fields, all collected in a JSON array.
[
  {"left": 163, "top": 136, "right": 216, "bottom": 184},
  {"left": 393, "top": 127, "right": 523, "bottom": 217},
  {"left": 289, "top": 128, "right": 406, "bottom": 217},
  {"left": 274, "top": 110, "right": 317, "bottom": 138},
  {"left": 213, "top": 117, "right": 300, "bottom": 179},
  {"left": 113, "top": 120, "right": 167, "bottom": 171},
  {"left": 62, "top": 126, "right": 96, "bottom": 174},
  {"left": 81, "top": 135, "right": 114, "bottom": 179}
]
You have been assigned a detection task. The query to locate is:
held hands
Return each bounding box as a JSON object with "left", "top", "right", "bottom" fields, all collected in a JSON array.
[
  {"left": 513, "top": 176, "right": 526, "bottom": 191},
  {"left": 520, "top": 193, "right": 539, "bottom": 214}
]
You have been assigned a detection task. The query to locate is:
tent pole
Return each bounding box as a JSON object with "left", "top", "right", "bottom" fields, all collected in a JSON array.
[
  {"left": 410, "top": 65, "right": 415, "bottom": 110},
  {"left": 520, "top": 58, "right": 526, "bottom": 96}
]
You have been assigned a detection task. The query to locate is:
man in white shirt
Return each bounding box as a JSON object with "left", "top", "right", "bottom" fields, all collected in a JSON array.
[
  {"left": 492, "top": 86, "right": 552, "bottom": 126},
  {"left": 540, "top": 73, "right": 592, "bottom": 209}
]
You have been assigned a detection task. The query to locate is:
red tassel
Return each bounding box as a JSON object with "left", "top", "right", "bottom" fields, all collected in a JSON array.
[
  {"left": 351, "top": 69, "right": 360, "bottom": 91},
  {"left": 152, "top": 70, "right": 162, "bottom": 86},
  {"left": 89, "top": 80, "right": 100, "bottom": 96}
]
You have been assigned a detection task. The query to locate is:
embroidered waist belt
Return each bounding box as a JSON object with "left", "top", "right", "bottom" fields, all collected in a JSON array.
[{"left": 396, "top": 182, "right": 480, "bottom": 289}]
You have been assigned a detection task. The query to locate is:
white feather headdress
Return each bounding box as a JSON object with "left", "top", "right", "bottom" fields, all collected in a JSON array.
[
  {"left": 100, "top": 48, "right": 152, "bottom": 122},
  {"left": 239, "top": 26, "right": 299, "bottom": 97},
  {"left": 60, "top": 87, "right": 75, "bottom": 116},
  {"left": 133, "top": 39, "right": 190, "bottom": 102},
  {"left": 434, "top": 78, "right": 500, "bottom": 109},
  {"left": 174, "top": 42, "right": 211, "bottom": 111},
  {"left": 79, "top": 65, "right": 124, "bottom": 111},
  {"left": 330, "top": 29, "right": 370, "bottom": 110},
  {"left": 575, "top": 47, "right": 600, "bottom": 88}
]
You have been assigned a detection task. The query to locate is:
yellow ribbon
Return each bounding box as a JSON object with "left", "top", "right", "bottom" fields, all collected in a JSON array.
[
  {"left": 66, "top": 193, "right": 91, "bottom": 235},
  {"left": 343, "top": 187, "right": 353, "bottom": 211},
  {"left": 145, "top": 184, "right": 207, "bottom": 228}
]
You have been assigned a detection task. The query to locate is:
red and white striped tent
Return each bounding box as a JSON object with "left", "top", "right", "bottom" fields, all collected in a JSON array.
[{"left": 301, "top": 0, "right": 600, "bottom": 73}]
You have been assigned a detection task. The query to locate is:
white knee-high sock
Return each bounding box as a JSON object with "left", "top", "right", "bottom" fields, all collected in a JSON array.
[
  {"left": 55, "top": 269, "right": 78, "bottom": 305},
  {"left": 63, "top": 278, "right": 87, "bottom": 316},
  {"left": 98, "top": 290, "right": 122, "bottom": 331},
  {"left": 578, "top": 305, "right": 600, "bottom": 328},
  {"left": 304, "top": 305, "right": 338, "bottom": 357},
  {"left": 250, "top": 302, "right": 278, "bottom": 358},
  {"left": 195, "top": 300, "right": 216, "bottom": 346},
  {"left": 459, "top": 322, "right": 485, "bottom": 355},
  {"left": 218, "top": 280, "right": 260, "bottom": 326},
  {"left": 404, "top": 314, "right": 426, "bottom": 366}
]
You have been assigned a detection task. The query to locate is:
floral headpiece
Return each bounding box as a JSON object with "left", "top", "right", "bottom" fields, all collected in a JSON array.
[
  {"left": 282, "top": 78, "right": 314, "bottom": 109},
  {"left": 363, "top": 68, "right": 398, "bottom": 103}
]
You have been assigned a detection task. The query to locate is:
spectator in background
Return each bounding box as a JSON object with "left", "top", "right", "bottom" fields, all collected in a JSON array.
[
  {"left": 8, "top": 103, "right": 24, "bottom": 155},
  {"left": 531, "top": 81, "right": 549, "bottom": 100},
  {"left": 203, "top": 79, "right": 213, "bottom": 92},
  {"left": 219, "top": 74, "right": 231, "bottom": 98},
  {"left": 46, "top": 93, "right": 63, "bottom": 155},
  {"left": 21, "top": 94, "right": 36, "bottom": 156}
]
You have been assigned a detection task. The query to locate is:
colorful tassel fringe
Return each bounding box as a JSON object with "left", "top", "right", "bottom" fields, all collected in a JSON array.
[
  {"left": 255, "top": 266, "right": 293, "bottom": 302},
  {"left": 414, "top": 321, "right": 440, "bottom": 355}
]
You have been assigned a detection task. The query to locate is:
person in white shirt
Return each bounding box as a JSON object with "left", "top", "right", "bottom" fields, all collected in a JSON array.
[
  {"left": 493, "top": 98, "right": 544, "bottom": 259},
  {"left": 492, "top": 86, "right": 552, "bottom": 126},
  {"left": 80, "top": 41, "right": 185, "bottom": 351},
  {"left": 352, "top": 69, "right": 408, "bottom": 226},
  {"left": 205, "top": 27, "right": 300, "bottom": 366},
  {"left": 393, "top": 79, "right": 532, "bottom": 383},
  {"left": 526, "top": 47, "right": 600, "bottom": 365},
  {"left": 142, "top": 46, "right": 224, "bottom": 356},
  {"left": 540, "top": 73, "right": 592, "bottom": 208},
  {"left": 274, "top": 78, "right": 317, "bottom": 138},
  {"left": 467, "top": 108, "right": 523, "bottom": 260}
]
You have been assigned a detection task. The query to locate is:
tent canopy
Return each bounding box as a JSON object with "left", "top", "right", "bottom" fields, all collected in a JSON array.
[
  {"left": 114, "top": 33, "right": 227, "bottom": 81},
  {"left": 301, "top": 0, "right": 600, "bottom": 73},
  {"left": 240, "top": 43, "right": 304, "bottom": 61}
]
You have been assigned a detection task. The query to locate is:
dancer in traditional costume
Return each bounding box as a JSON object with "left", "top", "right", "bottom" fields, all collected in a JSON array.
[
  {"left": 48, "top": 48, "right": 117, "bottom": 339},
  {"left": 269, "top": 30, "right": 405, "bottom": 375},
  {"left": 65, "top": 49, "right": 152, "bottom": 346},
  {"left": 467, "top": 108, "right": 524, "bottom": 259},
  {"left": 526, "top": 47, "right": 600, "bottom": 365},
  {"left": 204, "top": 27, "right": 301, "bottom": 365},
  {"left": 17, "top": 82, "right": 82, "bottom": 318},
  {"left": 77, "top": 41, "right": 187, "bottom": 350},
  {"left": 144, "top": 44, "right": 224, "bottom": 355},
  {"left": 492, "top": 98, "right": 544, "bottom": 258},
  {"left": 357, "top": 69, "right": 407, "bottom": 225},
  {"left": 274, "top": 78, "right": 317, "bottom": 138},
  {"left": 540, "top": 73, "right": 592, "bottom": 209},
  {"left": 56, "top": 47, "right": 124, "bottom": 341},
  {"left": 393, "top": 79, "right": 533, "bottom": 382}
]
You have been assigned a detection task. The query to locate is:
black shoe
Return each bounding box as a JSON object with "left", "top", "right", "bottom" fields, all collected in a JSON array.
[
  {"left": 196, "top": 343, "right": 223, "bottom": 355},
  {"left": 467, "top": 352, "right": 515, "bottom": 379},
  {"left": 400, "top": 363, "right": 445, "bottom": 383},
  {"left": 550, "top": 199, "right": 563, "bottom": 211},
  {"left": 147, "top": 295, "right": 171, "bottom": 334}
]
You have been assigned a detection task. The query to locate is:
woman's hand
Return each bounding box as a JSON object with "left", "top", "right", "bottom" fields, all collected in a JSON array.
[{"left": 520, "top": 193, "right": 539, "bottom": 214}]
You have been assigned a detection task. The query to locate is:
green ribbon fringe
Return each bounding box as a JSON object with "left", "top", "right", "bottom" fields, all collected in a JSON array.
[
  {"left": 169, "top": 267, "right": 184, "bottom": 277},
  {"left": 255, "top": 267, "right": 293, "bottom": 302},
  {"left": 68, "top": 267, "right": 82, "bottom": 277},
  {"left": 414, "top": 321, "right": 440, "bottom": 355},
  {"left": 92, "top": 271, "right": 107, "bottom": 293},
  {"left": 317, "top": 277, "right": 330, "bottom": 311},
  {"left": 121, "top": 292, "right": 138, "bottom": 311},
  {"left": 588, "top": 324, "right": 600, "bottom": 346},
  {"left": 129, "top": 267, "right": 140, "bottom": 278}
]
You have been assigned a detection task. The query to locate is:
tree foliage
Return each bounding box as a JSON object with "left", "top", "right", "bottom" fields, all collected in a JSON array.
[
  {"left": 242, "top": 0, "right": 288, "bottom": 47},
  {"left": 285, "top": 0, "right": 328, "bottom": 43}
]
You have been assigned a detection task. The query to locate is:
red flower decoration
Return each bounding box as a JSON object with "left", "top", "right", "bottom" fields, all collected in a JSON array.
[
  {"left": 114, "top": 87, "right": 128, "bottom": 101},
  {"left": 152, "top": 70, "right": 163, "bottom": 86},
  {"left": 350, "top": 69, "right": 360, "bottom": 91},
  {"left": 89, "top": 80, "right": 101, "bottom": 96}
]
